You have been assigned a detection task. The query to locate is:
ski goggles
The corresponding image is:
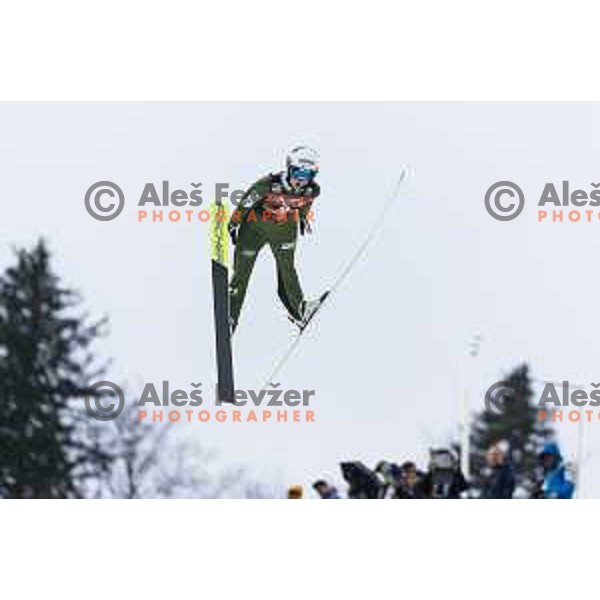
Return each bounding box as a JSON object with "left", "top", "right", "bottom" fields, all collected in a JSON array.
[{"left": 289, "top": 165, "right": 316, "bottom": 182}]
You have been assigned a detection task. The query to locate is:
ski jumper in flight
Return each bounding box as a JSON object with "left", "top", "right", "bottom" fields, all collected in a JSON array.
[{"left": 228, "top": 146, "right": 323, "bottom": 333}]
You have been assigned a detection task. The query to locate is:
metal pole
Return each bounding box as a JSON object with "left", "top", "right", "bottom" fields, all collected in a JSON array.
[{"left": 460, "top": 330, "right": 481, "bottom": 480}]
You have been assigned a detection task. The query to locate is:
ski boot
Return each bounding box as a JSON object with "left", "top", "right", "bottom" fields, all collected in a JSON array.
[{"left": 291, "top": 292, "right": 330, "bottom": 331}]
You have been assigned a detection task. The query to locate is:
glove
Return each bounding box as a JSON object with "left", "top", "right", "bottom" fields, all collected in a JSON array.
[
  {"left": 300, "top": 220, "right": 312, "bottom": 236},
  {"left": 229, "top": 221, "right": 240, "bottom": 245}
]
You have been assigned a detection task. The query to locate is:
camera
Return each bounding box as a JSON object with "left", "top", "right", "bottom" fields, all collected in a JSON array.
[
  {"left": 340, "top": 461, "right": 383, "bottom": 499},
  {"left": 427, "top": 449, "right": 462, "bottom": 499}
]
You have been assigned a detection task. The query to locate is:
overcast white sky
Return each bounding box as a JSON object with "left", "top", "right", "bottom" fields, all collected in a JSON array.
[{"left": 2, "top": 102, "right": 600, "bottom": 497}]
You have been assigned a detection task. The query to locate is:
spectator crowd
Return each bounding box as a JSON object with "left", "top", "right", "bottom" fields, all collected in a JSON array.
[{"left": 288, "top": 440, "right": 575, "bottom": 500}]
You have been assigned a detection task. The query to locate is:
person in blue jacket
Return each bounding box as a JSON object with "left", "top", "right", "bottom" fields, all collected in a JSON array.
[{"left": 540, "top": 441, "right": 574, "bottom": 499}]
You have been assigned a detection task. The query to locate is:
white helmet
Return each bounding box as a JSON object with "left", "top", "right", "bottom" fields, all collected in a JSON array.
[{"left": 286, "top": 146, "right": 320, "bottom": 178}]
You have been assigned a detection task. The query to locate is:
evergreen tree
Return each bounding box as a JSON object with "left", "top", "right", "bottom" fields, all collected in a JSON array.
[
  {"left": 469, "top": 363, "right": 553, "bottom": 495},
  {"left": 0, "top": 240, "right": 110, "bottom": 498}
]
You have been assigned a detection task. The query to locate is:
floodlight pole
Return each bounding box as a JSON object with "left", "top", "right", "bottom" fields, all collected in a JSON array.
[{"left": 460, "top": 330, "right": 481, "bottom": 481}]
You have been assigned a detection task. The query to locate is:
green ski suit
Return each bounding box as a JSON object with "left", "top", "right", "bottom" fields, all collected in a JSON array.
[{"left": 229, "top": 171, "right": 320, "bottom": 329}]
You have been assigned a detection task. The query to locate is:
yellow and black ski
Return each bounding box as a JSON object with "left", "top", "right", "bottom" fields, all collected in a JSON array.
[{"left": 210, "top": 200, "right": 235, "bottom": 403}]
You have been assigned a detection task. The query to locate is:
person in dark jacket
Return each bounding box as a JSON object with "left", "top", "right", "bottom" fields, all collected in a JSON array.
[
  {"left": 312, "top": 479, "right": 341, "bottom": 499},
  {"left": 394, "top": 461, "right": 426, "bottom": 499},
  {"left": 480, "top": 441, "right": 515, "bottom": 499}
]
